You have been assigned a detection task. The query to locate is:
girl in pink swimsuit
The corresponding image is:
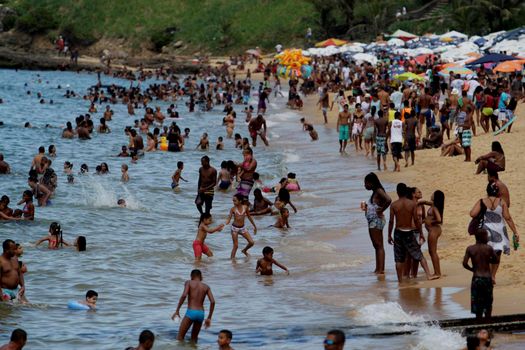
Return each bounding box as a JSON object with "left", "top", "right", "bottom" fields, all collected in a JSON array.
[{"left": 225, "top": 194, "right": 257, "bottom": 259}]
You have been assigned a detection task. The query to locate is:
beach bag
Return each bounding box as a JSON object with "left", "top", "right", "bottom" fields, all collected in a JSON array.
[{"left": 468, "top": 199, "right": 486, "bottom": 235}]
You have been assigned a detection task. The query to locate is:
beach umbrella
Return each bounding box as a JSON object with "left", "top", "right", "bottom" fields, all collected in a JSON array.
[
  {"left": 245, "top": 49, "right": 261, "bottom": 57},
  {"left": 352, "top": 53, "right": 378, "bottom": 65},
  {"left": 438, "top": 67, "right": 473, "bottom": 77},
  {"left": 414, "top": 54, "right": 435, "bottom": 65},
  {"left": 315, "top": 38, "right": 348, "bottom": 47},
  {"left": 493, "top": 60, "right": 524, "bottom": 73},
  {"left": 394, "top": 72, "right": 425, "bottom": 81},
  {"left": 387, "top": 38, "right": 405, "bottom": 47},
  {"left": 390, "top": 29, "right": 418, "bottom": 41},
  {"left": 466, "top": 53, "right": 519, "bottom": 66}
]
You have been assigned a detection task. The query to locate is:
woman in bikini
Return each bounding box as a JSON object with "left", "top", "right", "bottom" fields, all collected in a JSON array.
[
  {"left": 15, "top": 190, "right": 34, "bottom": 220},
  {"left": 225, "top": 194, "right": 257, "bottom": 259},
  {"left": 424, "top": 190, "right": 445, "bottom": 278},
  {"left": 362, "top": 173, "right": 391, "bottom": 275}
]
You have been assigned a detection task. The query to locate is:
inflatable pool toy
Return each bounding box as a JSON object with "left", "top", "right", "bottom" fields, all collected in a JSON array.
[
  {"left": 285, "top": 183, "right": 300, "bottom": 192},
  {"left": 67, "top": 301, "right": 90, "bottom": 310},
  {"left": 159, "top": 136, "right": 168, "bottom": 151},
  {"left": 493, "top": 116, "right": 516, "bottom": 136}
]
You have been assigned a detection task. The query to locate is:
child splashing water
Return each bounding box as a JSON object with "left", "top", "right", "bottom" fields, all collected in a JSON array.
[{"left": 225, "top": 194, "right": 257, "bottom": 258}]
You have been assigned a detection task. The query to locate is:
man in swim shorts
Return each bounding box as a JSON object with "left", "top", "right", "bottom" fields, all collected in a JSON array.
[
  {"left": 388, "top": 184, "right": 437, "bottom": 283},
  {"left": 196, "top": 156, "right": 217, "bottom": 215},
  {"left": 172, "top": 269, "right": 215, "bottom": 343},
  {"left": 1, "top": 239, "right": 26, "bottom": 302},
  {"left": 336, "top": 104, "right": 350, "bottom": 153},
  {"left": 463, "top": 229, "right": 498, "bottom": 320},
  {"left": 374, "top": 110, "right": 388, "bottom": 171}
]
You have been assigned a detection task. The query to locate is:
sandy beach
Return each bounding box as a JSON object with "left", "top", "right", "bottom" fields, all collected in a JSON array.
[{"left": 300, "top": 92, "right": 525, "bottom": 315}]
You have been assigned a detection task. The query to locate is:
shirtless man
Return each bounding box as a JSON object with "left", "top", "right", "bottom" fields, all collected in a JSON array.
[
  {"left": 154, "top": 106, "right": 165, "bottom": 124},
  {"left": 336, "top": 104, "right": 351, "bottom": 153},
  {"left": 248, "top": 115, "right": 269, "bottom": 147},
  {"left": 374, "top": 110, "right": 388, "bottom": 171},
  {"left": 30, "top": 147, "right": 46, "bottom": 174},
  {"left": 196, "top": 156, "right": 217, "bottom": 215},
  {"left": 417, "top": 87, "right": 431, "bottom": 137},
  {"left": 77, "top": 121, "right": 91, "bottom": 140},
  {"left": 387, "top": 184, "right": 438, "bottom": 283},
  {"left": 378, "top": 86, "right": 390, "bottom": 112},
  {"left": 125, "top": 330, "right": 154, "bottom": 350},
  {"left": 1, "top": 239, "right": 26, "bottom": 302},
  {"left": 403, "top": 110, "right": 419, "bottom": 167},
  {"left": 129, "top": 129, "right": 144, "bottom": 154},
  {"left": 317, "top": 87, "right": 330, "bottom": 124},
  {"left": 463, "top": 229, "right": 498, "bottom": 320},
  {"left": 0, "top": 329, "right": 27, "bottom": 350},
  {"left": 172, "top": 269, "right": 215, "bottom": 343},
  {"left": 103, "top": 105, "right": 113, "bottom": 121},
  {"left": 0, "top": 154, "right": 10, "bottom": 174}
]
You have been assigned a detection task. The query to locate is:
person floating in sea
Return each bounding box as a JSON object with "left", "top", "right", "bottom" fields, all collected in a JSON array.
[{"left": 0, "top": 328, "right": 27, "bottom": 350}]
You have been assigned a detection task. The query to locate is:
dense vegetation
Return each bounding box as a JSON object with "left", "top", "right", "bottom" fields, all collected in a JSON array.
[{"left": 1, "top": 0, "right": 524, "bottom": 53}]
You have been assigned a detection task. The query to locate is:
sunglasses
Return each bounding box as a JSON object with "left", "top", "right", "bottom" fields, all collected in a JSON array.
[{"left": 324, "top": 339, "right": 336, "bottom": 346}]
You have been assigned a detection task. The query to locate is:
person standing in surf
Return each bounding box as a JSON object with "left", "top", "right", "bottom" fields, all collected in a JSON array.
[
  {"left": 362, "top": 173, "right": 391, "bottom": 275},
  {"left": 236, "top": 148, "right": 257, "bottom": 200}
]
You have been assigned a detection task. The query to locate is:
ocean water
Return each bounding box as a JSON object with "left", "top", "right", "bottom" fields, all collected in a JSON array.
[{"left": 0, "top": 69, "right": 521, "bottom": 349}]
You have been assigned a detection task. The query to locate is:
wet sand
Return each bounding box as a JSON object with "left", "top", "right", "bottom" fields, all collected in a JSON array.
[{"left": 300, "top": 92, "right": 525, "bottom": 316}]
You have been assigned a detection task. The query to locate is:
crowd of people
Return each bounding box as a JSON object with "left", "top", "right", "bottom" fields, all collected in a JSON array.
[{"left": 1, "top": 45, "right": 523, "bottom": 348}]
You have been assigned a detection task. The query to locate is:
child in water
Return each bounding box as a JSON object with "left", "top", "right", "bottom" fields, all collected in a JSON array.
[
  {"left": 216, "top": 136, "right": 224, "bottom": 150},
  {"left": 225, "top": 194, "right": 257, "bottom": 258},
  {"left": 250, "top": 189, "right": 272, "bottom": 216},
  {"left": 35, "top": 222, "right": 70, "bottom": 249},
  {"left": 307, "top": 125, "right": 318, "bottom": 141},
  {"left": 117, "top": 199, "right": 127, "bottom": 208},
  {"left": 196, "top": 133, "right": 209, "bottom": 150},
  {"left": 285, "top": 173, "right": 301, "bottom": 191},
  {"left": 172, "top": 161, "right": 187, "bottom": 190},
  {"left": 194, "top": 213, "right": 225, "bottom": 262},
  {"left": 217, "top": 161, "right": 232, "bottom": 191},
  {"left": 256, "top": 246, "right": 289, "bottom": 275},
  {"left": 64, "top": 161, "right": 74, "bottom": 184},
  {"left": 121, "top": 164, "right": 129, "bottom": 183},
  {"left": 274, "top": 208, "right": 290, "bottom": 229},
  {"left": 79, "top": 290, "right": 98, "bottom": 309},
  {"left": 218, "top": 330, "right": 234, "bottom": 350}
]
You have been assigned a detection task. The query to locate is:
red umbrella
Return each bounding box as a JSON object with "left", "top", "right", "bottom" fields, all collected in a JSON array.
[{"left": 414, "top": 54, "right": 435, "bottom": 65}]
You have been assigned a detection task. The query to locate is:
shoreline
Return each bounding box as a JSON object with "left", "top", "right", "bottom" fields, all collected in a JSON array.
[{"left": 299, "top": 89, "right": 525, "bottom": 316}]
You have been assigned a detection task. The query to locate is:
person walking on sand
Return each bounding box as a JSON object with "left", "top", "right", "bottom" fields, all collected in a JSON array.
[
  {"left": 362, "top": 173, "right": 391, "bottom": 275},
  {"left": 469, "top": 182, "right": 519, "bottom": 285},
  {"left": 388, "top": 112, "right": 403, "bottom": 172},
  {"left": 172, "top": 269, "right": 215, "bottom": 344},
  {"left": 387, "top": 183, "right": 438, "bottom": 283}
]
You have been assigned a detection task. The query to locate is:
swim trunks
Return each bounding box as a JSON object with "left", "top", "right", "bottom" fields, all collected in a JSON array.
[
  {"left": 393, "top": 229, "right": 423, "bottom": 263},
  {"left": 236, "top": 179, "right": 254, "bottom": 198},
  {"left": 218, "top": 180, "right": 231, "bottom": 190},
  {"left": 171, "top": 182, "right": 179, "bottom": 189},
  {"left": 376, "top": 136, "right": 387, "bottom": 155},
  {"left": 185, "top": 308, "right": 205, "bottom": 323},
  {"left": 462, "top": 129, "right": 472, "bottom": 148},
  {"left": 339, "top": 125, "right": 349, "bottom": 141},
  {"left": 482, "top": 107, "right": 493, "bottom": 117},
  {"left": 193, "top": 240, "right": 209, "bottom": 258},
  {"left": 391, "top": 142, "right": 402, "bottom": 158},
  {"left": 2, "top": 287, "right": 19, "bottom": 301},
  {"left": 471, "top": 276, "right": 493, "bottom": 316}
]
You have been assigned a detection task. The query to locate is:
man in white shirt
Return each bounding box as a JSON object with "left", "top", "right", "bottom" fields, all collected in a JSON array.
[
  {"left": 388, "top": 111, "right": 404, "bottom": 172},
  {"left": 451, "top": 74, "right": 464, "bottom": 94}
]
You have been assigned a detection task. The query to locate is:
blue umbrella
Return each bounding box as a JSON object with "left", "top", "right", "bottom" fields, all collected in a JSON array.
[
  {"left": 474, "top": 38, "right": 487, "bottom": 47},
  {"left": 466, "top": 53, "right": 519, "bottom": 66}
]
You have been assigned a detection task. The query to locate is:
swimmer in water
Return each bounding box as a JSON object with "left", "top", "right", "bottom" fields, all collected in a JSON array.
[
  {"left": 172, "top": 161, "right": 187, "bottom": 190},
  {"left": 273, "top": 208, "right": 290, "bottom": 229},
  {"left": 0, "top": 329, "right": 27, "bottom": 350},
  {"left": 250, "top": 189, "right": 272, "bottom": 216},
  {"left": 35, "top": 222, "right": 70, "bottom": 249},
  {"left": 78, "top": 290, "right": 98, "bottom": 310},
  {"left": 125, "top": 330, "right": 155, "bottom": 350},
  {"left": 225, "top": 194, "right": 257, "bottom": 258},
  {"left": 196, "top": 133, "right": 209, "bottom": 150},
  {"left": 218, "top": 330, "right": 234, "bottom": 350},
  {"left": 121, "top": 164, "right": 129, "bottom": 183},
  {"left": 117, "top": 199, "right": 127, "bottom": 208},
  {"left": 217, "top": 161, "right": 231, "bottom": 191},
  {"left": 216, "top": 136, "right": 224, "bottom": 150},
  {"left": 256, "top": 246, "right": 289, "bottom": 275}
]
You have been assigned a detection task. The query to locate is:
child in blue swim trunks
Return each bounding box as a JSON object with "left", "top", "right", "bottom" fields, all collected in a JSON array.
[{"left": 172, "top": 269, "right": 215, "bottom": 343}]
